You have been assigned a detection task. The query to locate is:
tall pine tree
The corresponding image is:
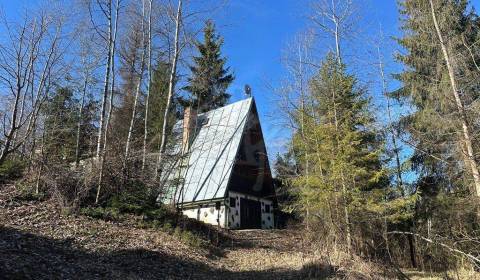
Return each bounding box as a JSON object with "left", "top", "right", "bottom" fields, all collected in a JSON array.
[
  {"left": 290, "top": 54, "right": 388, "bottom": 253},
  {"left": 396, "top": 0, "right": 480, "bottom": 194},
  {"left": 395, "top": 0, "right": 480, "bottom": 266},
  {"left": 43, "top": 87, "right": 96, "bottom": 163},
  {"left": 185, "top": 20, "right": 234, "bottom": 112}
]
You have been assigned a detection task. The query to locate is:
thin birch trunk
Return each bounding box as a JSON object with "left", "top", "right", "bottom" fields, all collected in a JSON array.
[
  {"left": 155, "top": 0, "right": 182, "bottom": 180},
  {"left": 377, "top": 46, "right": 404, "bottom": 194},
  {"left": 297, "top": 43, "right": 311, "bottom": 229},
  {"left": 102, "top": 0, "right": 120, "bottom": 155},
  {"left": 75, "top": 74, "right": 88, "bottom": 167},
  {"left": 331, "top": 0, "right": 341, "bottom": 64},
  {"left": 142, "top": 0, "right": 153, "bottom": 171},
  {"left": 429, "top": 0, "right": 480, "bottom": 197},
  {"left": 125, "top": 0, "right": 147, "bottom": 165},
  {"left": 96, "top": 0, "right": 113, "bottom": 159},
  {"left": 35, "top": 123, "right": 47, "bottom": 194},
  {"left": 96, "top": 0, "right": 119, "bottom": 204}
]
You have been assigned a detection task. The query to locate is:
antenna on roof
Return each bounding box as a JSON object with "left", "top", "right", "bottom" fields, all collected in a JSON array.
[{"left": 244, "top": 84, "right": 252, "bottom": 97}]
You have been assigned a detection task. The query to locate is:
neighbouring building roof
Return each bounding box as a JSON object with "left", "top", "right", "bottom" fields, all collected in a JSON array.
[{"left": 161, "top": 98, "right": 254, "bottom": 204}]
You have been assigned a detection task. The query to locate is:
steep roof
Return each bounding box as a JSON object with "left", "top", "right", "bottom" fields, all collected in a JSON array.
[{"left": 162, "top": 98, "right": 254, "bottom": 204}]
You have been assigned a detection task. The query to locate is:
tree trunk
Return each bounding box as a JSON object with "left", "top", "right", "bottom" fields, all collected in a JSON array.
[
  {"left": 142, "top": 0, "right": 153, "bottom": 171},
  {"left": 331, "top": 0, "right": 341, "bottom": 64},
  {"left": 429, "top": 0, "right": 480, "bottom": 197},
  {"left": 333, "top": 18, "right": 341, "bottom": 64},
  {"left": 0, "top": 87, "right": 22, "bottom": 164},
  {"left": 155, "top": 0, "right": 182, "bottom": 180},
  {"left": 341, "top": 172, "right": 352, "bottom": 254},
  {"left": 96, "top": 0, "right": 120, "bottom": 204},
  {"left": 96, "top": 0, "right": 113, "bottom": 159},
  {"left": 102, "top": 0, "right": 120, "bottom": 155},
  {"left": 75, "top": 75, "right": 88, "bottom": 167},
  {"left": 377, "top": 46, "right": 404, "bottom": 195},
  {"left": 125, "top": 0, "right": 147, "bottom": 165}
]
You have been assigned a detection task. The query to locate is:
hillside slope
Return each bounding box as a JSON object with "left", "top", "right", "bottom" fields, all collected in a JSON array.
[{"left": 0, "top": 185, "right": 326, "bottom": 280}]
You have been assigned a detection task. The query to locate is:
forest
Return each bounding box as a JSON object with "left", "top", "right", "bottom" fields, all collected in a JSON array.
[{"left": 1, "top": 0, "right": 480, "bottom": 279}]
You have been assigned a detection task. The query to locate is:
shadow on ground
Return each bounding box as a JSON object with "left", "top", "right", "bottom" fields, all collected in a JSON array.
[{"left": 0, "top": 226, "right": 339, "bottom": 280}]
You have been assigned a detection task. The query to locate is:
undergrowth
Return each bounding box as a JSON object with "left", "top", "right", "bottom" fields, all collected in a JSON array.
[
  {"left": 79, "top": 187, "right": 210, "bottom": 248},
  {"left": 13, "top": 181, "right": 47, "bottom": 202},
  {"left": 0, "top": 159, "right": 26, "bottom": 184}
]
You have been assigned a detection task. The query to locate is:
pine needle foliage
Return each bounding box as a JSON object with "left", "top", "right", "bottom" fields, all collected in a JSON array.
[
  {"left": 184, "top": 20, "right": 234, "bottom": 112},
  {"left": 289, "top": 54, "right": 392, "bottom": 251}
]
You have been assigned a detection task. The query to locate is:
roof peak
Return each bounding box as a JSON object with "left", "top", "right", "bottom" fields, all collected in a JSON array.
[{"left": 198, "top": 97, "right": 253, "bottom": 116}]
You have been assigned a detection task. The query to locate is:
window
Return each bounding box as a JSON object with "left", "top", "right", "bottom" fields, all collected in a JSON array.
[
  {"left": 265, "top": 204, "right": 271, "bottom": 213},
  {"left": 230, "top": 197, "right": 236, "bottom": 207}
]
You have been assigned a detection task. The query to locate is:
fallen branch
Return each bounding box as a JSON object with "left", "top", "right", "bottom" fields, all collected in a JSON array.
[{"left": 387, "top": 231, "right": 480, "bottom": 268}]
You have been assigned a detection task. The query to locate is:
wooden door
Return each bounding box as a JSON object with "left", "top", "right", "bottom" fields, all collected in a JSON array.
[{"left": 240, "top": 198, "right": 261, "bottom": 229}]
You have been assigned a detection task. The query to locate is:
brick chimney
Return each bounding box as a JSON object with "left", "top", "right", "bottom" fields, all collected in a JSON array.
[{"left": 182, "top": 107, "right": 197, "bottom": 155}]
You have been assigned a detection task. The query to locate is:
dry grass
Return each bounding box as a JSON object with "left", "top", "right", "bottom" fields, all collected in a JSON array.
[{"left": 403, "top": 269, "right": 480, "bottom": 280}]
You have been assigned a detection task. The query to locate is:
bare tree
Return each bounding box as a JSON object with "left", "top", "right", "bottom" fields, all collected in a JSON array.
[
  {"left": 0, "top": 11, "right": 64, "bottom": 165},
  {"left": 310, "top": 0, "right": 356, "bottom": 64},
  {"left": 103, "top": 0, "right": 121, "bottom": 156},
  {"left": 124, "top": 0, "right": 147, "bottom": 165},
  {"left": 142, "top": 0, "right": 153, "bottom": 171},
  {"left": 155, "top": 0, "right": 182, "bottom": 179},
  {"left": 375, "top": 41, "right": 404, "bottom": 193},
  {"left": 87, "top": 0, "right": 121, "bottom": 204},
  {"left": 92, "top": 0, "right": 114, "bottom": 159},
  {"left": 74, "top": 34, "right": 101, "bottom": 167}
]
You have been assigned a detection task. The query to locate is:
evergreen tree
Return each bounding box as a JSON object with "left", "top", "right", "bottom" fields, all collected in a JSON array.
[
  {"left": 396, "top": 0, "right": 480, "bottom": 193},
  {"left": 147, "top": 60, "right": 179, "bottom": 149},
  {"left": 184, "top": 20, "right": 234, "bottom": 112},
  {"left": 110, "top": 22, "right": 145, "bottom": 156},
  {"left": 290, "top": 54, "right": 389, "bottom": 252},
  {"left": 43, "top": 87, "right": 95, "bottom": 162},
  {"left": 395, "top": 0, "right": 480, "bottom": 266}
]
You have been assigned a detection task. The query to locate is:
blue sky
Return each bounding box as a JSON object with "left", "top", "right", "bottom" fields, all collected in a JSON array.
[
  {"left": 212, "top": 0, "right": 480, "bottom": 165},
  {"left": 1, "top": 0, "right": 480, "bottom": 167},
  {"left": 215, "top": 0, "right": 404, "bottom": 159}
]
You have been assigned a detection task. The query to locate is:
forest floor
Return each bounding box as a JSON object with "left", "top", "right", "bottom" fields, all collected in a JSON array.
[{"left": 0, "top": 184, "right": 468, "bottom": 280}]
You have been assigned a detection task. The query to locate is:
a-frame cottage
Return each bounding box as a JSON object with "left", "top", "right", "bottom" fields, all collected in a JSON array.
[{"left": 160, "top": 98, "right": 275, "bottom": 229}]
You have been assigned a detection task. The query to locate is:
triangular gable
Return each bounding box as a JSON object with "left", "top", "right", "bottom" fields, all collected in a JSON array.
[
  {"left": 227, "top": 101, "right": 275, "bottom": 199},
  {"left": 163, "top": 98, "right": 253, "bottom": 204}
]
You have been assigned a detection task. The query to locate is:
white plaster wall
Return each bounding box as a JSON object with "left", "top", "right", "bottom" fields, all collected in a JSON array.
[
  {"left": 182, "top": 205, "right": 227, "bottom": 228},
  {"left": 227, "top": 191, "right": 274, "bottom": 229}
]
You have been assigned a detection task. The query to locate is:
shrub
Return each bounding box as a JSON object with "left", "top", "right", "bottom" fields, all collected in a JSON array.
[
  {"left": 0, "top": 158, "right": 26, "bottom": 183},
  {"left": 80, "top": 206, "right": 121, "bottom": 221},
  {"left": 181, "top": 230, "right": 204, "bottom": 248},
  {"left": 174, "top": 226, "right": 182, "bottom": 238},
  {"left": 170, "top": 226, "right": 205, "bottom": 248},
  {"left": 107, "top": 185, "right": 158, "bottom": 214},
  {"left": 162, "top": 222, "right": 173, "bottom": 233}
]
